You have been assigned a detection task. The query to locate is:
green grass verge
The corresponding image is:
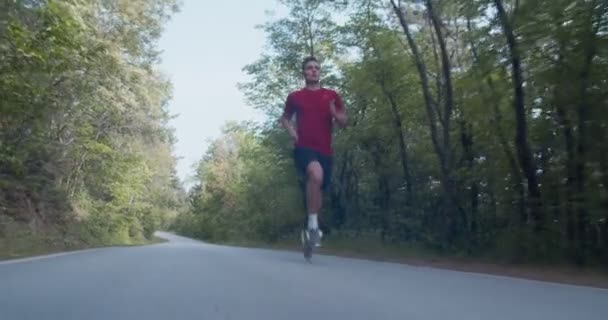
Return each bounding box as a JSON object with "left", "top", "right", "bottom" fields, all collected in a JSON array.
[
  {"left": 0, "top": 225, "right": 167, "bottom": 261},
  {"left": 0, "top": 235, "right": 167, "bottom": 261},
  {"left": 216, "top": 231, "right": 448, "bottom": 262},
  {"left": 190, "top": 230, "right": 608, "bottom": 289}
]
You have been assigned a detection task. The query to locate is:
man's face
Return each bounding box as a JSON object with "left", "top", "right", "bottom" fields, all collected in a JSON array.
[{"left": 303, "top": 60, "right": 321, "bottom": 83}]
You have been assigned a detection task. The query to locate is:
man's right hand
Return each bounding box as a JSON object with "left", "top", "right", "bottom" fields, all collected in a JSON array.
[
  {"left": 280, "top": 114, "right": 298, "bottom": 143},
  {"left": 289, "top": 130, "right": 298, "bottom": 143}
]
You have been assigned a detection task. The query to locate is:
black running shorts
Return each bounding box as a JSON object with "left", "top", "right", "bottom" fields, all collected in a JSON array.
[{"left": 293, "top": 147, "right": 332, "bottom": 191}]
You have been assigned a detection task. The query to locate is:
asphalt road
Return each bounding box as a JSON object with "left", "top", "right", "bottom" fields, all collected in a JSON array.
[{"left": 1, "top": 232, "right": 607, "bottom": 320}]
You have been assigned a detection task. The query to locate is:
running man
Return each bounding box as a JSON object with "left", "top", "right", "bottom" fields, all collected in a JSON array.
[{"left": 280, "top": 56, "right": 347, "bottom": 247}]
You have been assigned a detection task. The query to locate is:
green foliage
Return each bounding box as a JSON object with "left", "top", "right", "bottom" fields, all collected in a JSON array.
[
  {"left": 176, "top": 0, "right": 608, "bottom": 266},
  {"left": 0, "top": 0, "right": 186, "bottom": 248},
  {"left": 175, "top": 122, "right": 304, "bottom": 243}
]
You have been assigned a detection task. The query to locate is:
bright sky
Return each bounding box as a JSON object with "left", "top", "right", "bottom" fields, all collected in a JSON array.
[{"left": 157, "top": 1, "right": 288, "bottom": 187}]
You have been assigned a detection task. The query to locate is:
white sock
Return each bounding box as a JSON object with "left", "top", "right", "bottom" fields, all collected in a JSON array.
[{"left": 308, "top": 214, "right": 318, "bottom": 230}]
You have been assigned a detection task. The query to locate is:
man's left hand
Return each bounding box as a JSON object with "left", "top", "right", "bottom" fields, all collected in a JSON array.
[
  {"left": 330, "top": 99, "right": 347, "bottom": 126},
  {"left": 330, "top": 99, "right": 336, "bottom": 115}
]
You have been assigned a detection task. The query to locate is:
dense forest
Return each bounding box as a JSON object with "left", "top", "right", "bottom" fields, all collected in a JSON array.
[
  {"left": 1, "top": 0, "right": 185, "bottom": 253},
  {"left": 174, "top": 0, "right": 608, "bottom": 266}
]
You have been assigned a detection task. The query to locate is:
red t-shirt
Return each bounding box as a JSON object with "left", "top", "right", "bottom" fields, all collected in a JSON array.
[{"left": 282, "top": 87, "right": 344, "bottom": 156}]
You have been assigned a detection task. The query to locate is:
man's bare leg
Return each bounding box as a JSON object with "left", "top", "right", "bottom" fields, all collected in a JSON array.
[
  {"left": 306, "top": 161, "right": 323, "bottom": 217},
  {"left": 305, "top": 161, "right": 324, "bottom": 246}
]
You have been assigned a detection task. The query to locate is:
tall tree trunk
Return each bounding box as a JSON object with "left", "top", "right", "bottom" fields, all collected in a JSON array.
[
  {"left": 350, "top": 159, "right": 361, "bottom": 227},
  {"left": 466, "top": 16, "right": 525, "bottom": 225},
  {"left": 575, "top": 0, "right": 601, "bottom": 259},
  {"left": 368, "top": 28, "right": 414, "bottom": 205},
  {"left": 600, "top": 148, "right": 608, "bottom": 214},
  {"left": 380, "top": 174, "right": 391, "bottom": 243},
  {"left": 494, "top": 0, "right": 543, "bottom": 231},
  {"left": 390, "top": 0, "right": 440, "bottom": 164},
  {"left": 460, "top": 121, "right": 479, "bottom": 245},
  {"left": 426, "top": 0, "right": 454, "bottom": 175},
  {"left": 451, "top": 19, "right": 482, "bottom": 245},
  {"left": 390, "top": 0, "right": 466, "bottom": 243},
  {"left": 427, "top": 14, "right": 443, "bottom": 121},
  {"left": 490, "top": 72, "right": 526, "bottom": 224},
  {"left": 600, "top": 148, "right": 608, "bottom": 258},
  {"left": 378, "top": 80, "right": 413, "bottom": 205},
  {"left": 489, "top": 175, "right": 498, "bottom": 236},
  {"left": 425, "top": 0, "right": 469, "bottom": 238},
  {"left": 552, "top": 48, "right": 577, "bottom": 254},
  {"left": 306, "top": 12, "right": 315, "bottom": 56}
]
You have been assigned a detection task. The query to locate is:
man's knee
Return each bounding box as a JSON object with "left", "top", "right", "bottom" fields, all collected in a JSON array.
[{"left": 306, "top": 161, "right": 323, "bottom": 186}]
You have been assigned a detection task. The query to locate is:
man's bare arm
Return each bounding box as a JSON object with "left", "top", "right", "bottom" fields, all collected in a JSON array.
[
  {"left": 330, "top": 99, "right": 348, "bottom": 127},
  {"left": 280, "top": 115, "right": 298, "bottom": 142}
]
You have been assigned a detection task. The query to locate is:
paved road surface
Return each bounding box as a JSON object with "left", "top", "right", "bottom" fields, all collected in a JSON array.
[{"left": 1, "top": 232, "right": 607, "bottom": 320}]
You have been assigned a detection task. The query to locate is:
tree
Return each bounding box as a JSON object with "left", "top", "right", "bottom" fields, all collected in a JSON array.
[
  {"left": 1, "top": 0, "right": 184, "bottom": 246},
  {"left": 174, "top": 0, "right": 608, "bottom": 265}
]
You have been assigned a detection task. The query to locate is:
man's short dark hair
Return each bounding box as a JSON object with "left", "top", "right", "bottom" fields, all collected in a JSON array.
[{"left": 301, "top": 56, "right": 318, "bottom": 71}]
